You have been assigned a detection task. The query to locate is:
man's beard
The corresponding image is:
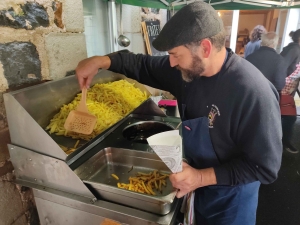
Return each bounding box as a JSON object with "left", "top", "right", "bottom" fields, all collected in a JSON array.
[{"left": 176, "top": 54, "right": 205, "bottom": 82}]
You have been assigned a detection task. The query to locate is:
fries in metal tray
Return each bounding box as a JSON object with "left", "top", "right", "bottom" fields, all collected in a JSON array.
[{"left": 116, "top": 170, "right": 169, "bottom": 195}]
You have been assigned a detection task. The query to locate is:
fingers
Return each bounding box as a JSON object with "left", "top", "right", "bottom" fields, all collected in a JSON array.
[
  {"left": 182, "top": 161, "right": 189, "bottom": 168},
  {"left": 176, "top": 189, "right": 188, "bottom": 198},
  {"left": 169, "top": 173, "right": 178, "bottom": 184},
  {"left": 77, "top": 75, "right": 85, "bottom": 90},
  {"left": 85, "top": 74, "right": 94, "bottom": 89}
]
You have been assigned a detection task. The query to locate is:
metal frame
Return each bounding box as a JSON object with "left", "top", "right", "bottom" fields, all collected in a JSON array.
[
  {"left": 158, "top": 0, "right": 300, "bottom": 8},
  {"left": 234, "top": 0, "right": 272, "bottom": 7},
  {"left": 210, "top": 0, "right": 231, "bottom": 5}
]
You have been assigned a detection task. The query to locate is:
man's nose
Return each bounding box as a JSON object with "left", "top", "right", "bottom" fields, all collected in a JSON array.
[{"left": 169, "top": 55, "right": 178, "bottom": 67}]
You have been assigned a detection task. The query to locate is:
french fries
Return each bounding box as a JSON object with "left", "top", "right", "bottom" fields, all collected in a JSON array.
[
  {"left": 58, "top": 140, "right": 80, "bottom": 155},
  {"left": 46, "top": 80, "right": 148, "bottom": 141},
  {"left": 116, "top": 170, "right": 169, "bottom": 195},
  {"left": 111, "top": 174, "right": 119, "bottom": 180}
]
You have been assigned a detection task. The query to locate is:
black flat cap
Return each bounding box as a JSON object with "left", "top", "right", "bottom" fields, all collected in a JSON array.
[{"left": 152, "top": 1, "right": 224, "bottom": 51}]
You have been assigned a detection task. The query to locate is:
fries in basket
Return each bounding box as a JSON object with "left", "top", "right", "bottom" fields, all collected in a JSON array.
[{"left": 116, "top": 170, "right": 169, "bottom": 195}]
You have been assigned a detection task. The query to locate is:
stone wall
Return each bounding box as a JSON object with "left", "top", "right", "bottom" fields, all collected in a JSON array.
[{"left": 0, "top": 0, "right": 87, "bottom": 224}]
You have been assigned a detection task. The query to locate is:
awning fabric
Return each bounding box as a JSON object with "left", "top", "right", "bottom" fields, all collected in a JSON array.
[{"left": 111, "top": 0, "right": 300, "bottom": 10}]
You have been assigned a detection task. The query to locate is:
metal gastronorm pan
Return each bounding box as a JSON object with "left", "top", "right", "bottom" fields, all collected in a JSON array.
[{"left": 74, "top": 147, "right": 177, "bottom": 215}]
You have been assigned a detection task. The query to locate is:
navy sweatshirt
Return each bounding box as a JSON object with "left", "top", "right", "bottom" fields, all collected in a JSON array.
[{"left": 108, "top": 49, "right": 282, "bottom": 186}]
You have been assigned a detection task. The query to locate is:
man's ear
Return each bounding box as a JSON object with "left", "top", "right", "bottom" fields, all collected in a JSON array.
[{"left": 200, "top": 39, "right": 212, "bottom": 58}]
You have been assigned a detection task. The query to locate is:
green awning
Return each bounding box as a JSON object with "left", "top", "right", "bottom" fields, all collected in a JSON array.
[{"left": 112, "top": 0, "right": 300, "bottom": 10}]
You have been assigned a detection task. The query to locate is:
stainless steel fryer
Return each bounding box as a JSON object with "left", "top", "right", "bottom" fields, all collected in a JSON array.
[{"left": 4, "top": 69, "right": 182, "bottom": 225}]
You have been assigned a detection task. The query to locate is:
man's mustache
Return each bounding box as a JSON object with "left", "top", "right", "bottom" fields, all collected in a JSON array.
[{"left": 175, "top": 65, "right": 182, "bottom": 71}]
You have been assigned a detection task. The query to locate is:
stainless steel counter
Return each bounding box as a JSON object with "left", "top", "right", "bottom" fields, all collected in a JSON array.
[{"left": 25, "top": 181, "right": 181, "bottom": 225}]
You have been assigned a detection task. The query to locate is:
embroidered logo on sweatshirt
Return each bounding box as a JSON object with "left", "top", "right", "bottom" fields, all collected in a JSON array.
[{"left": 208, "top": 104, "right": 220, "bottom": 128}]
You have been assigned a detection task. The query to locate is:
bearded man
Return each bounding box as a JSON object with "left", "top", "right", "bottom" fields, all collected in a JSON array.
[{"left": 75, "top": 2, "right": 282, "bottom": 224}]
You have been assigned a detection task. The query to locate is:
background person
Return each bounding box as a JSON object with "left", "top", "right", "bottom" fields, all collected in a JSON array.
[
  {"left": 246, "top": 32, "right": 287, "bottom": 93},
  {"left": 280, "top": 29, "right": 300, "bottom": 80},
  {"left": 75, "top": 2, "right": 282, "bottom": 224},
  {"left": 244, "top": 25, "right": 267, "bottom": 58}
]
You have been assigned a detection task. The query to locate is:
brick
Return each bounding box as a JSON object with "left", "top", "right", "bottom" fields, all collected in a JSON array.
[{"left": 0, "top": 128, "right": 10, "bottom": 163}]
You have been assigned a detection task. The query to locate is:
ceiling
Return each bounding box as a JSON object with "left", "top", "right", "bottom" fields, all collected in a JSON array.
[{"left": 113, "top": 0, "right": 300, "bottom": 10}]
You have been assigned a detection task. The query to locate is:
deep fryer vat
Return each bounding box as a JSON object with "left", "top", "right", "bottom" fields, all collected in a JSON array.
[
  {"left": 122, "top": 121, "right": 174, "bottom": 143},
  {"left": 74, "top": 147, "right": 177, "bottom": 215},
  {"left": 3, "top": 70, "right": 161, "bottom": 161}
]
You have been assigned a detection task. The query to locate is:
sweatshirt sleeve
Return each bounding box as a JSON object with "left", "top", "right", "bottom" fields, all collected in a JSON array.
[
  {"left": 108, "top": 52, "right": 182, "bottom": 96},
  {"left": 214, "top": 64, "right": 283, "bottom": 185}
]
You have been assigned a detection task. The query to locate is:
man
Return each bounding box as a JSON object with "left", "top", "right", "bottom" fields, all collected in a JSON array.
[
  {"left": 246, "top": 32, "right": 287, "bottom": 92},
  {"left": 244, "top": 25, "right": 267, "bottom": 58},
  {"left": 75, "top": 2, "right": 282, "bottom": 225}
]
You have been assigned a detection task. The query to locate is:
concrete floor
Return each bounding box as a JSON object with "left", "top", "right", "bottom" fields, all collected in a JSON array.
[{"left": 257, "top": 148, "right": 300, "bottom": 225}]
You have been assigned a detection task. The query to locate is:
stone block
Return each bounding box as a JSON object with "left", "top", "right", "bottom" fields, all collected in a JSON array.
[
  {"left": 45, "top": 33, "right": 87, "bottom": 80},
  {"left": 63, "top": 0, "right": 84, "bottom": 32},
  {"left": 0, "top": 93, "right": 7, "bottom": 130},
  {"left": 12, "top": 214, "right": 28, "bottom": 225},
  {"left": 0, "top": 181, "right": 25, "bottom": 224},
  {"left": 0, "top": 42, "right": 42, "bottom": 88},
  {"left": 53, "top": 1, "right": 63, "bottom": 29},
  {"left": 0, "top": 2, "right": 49, "bottom": 30},
  {"left": 0, "top": 161, "right": 13, "bottom": 177},
  {"left": 0, "top": 61, "right": 8, "bottom": 92},
  {"left": 0, "top": 128, "right": 10, "bottom": 163}
]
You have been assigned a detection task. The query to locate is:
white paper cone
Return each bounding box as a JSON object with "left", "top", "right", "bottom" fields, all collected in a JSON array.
[{"left": 147, "top": 130, "right": 182, "bottom": 173}]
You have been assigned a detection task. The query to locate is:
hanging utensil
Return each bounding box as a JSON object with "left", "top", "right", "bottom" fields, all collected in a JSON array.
[
  {"left": 64, "top": 88, "right": 97, "bottom": 135},
  {"left": 117, "top": 0, "right": 130, "bottom": 47}
]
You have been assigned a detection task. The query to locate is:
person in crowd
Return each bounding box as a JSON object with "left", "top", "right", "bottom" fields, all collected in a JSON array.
[
  {"left": 281, "top": 63, "right": 300, "bottom": 153},
  {"left": 281, "top": 29, "right": 300, "bottom": 80},
  {"left": 246, "top": 32, "right": 287, "bottom": 93},
  {"left": 75, "top": 2, "right": 282, "bottom": 224},
  {"left": 244, "top": 25, "right": 267, "bottom": 58}
]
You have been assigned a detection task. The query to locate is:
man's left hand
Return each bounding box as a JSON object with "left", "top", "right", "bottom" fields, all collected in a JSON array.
[{"left": 169, "top": 162, "right": 217, "bottom": 198}]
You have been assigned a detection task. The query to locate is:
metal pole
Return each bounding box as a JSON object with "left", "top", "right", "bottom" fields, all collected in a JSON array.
[
  {"left": 108, "top": 0, "right": 118, "bottom": 52},
  {"left": 230, "top": 10, "right": 240, "bottom": 53}
]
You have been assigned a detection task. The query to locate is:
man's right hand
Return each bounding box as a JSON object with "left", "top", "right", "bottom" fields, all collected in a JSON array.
[{"left": 75, "top": 56, "right": 111, "bottom": 89}]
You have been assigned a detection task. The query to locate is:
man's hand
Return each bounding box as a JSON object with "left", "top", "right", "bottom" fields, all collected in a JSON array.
[
  {"left": 169, "top": 162, "right": 217, "bottom": 198},
  {"left": 75, "top": 56, "right": 111, "bottom": 89}
]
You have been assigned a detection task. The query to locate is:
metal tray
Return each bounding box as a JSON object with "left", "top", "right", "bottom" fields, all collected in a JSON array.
[{"left": 74, "top": 147, "right": 177, "bottom": 215}]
